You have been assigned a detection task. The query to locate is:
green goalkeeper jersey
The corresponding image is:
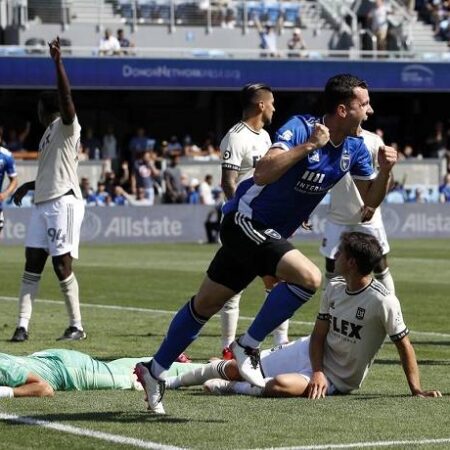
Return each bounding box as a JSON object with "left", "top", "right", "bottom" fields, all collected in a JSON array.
[{"left": 0, "top": 349, "right": 202, "bottom": 391}]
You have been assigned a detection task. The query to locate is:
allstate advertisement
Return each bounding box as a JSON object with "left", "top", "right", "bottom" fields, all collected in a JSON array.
[
  {"left": 1, "top": 204, "right": 449, "bottom": 245},
  {"left": 0, "top": 57, "right": 449, "bottom": 91}
]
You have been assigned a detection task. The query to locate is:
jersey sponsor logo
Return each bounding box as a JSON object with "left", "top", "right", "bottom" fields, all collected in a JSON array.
[
  {"left": 295, "top": 170, "right": 326, "bottom": 194},
  {"left": 223, "top": 150, "right": 231, "bottom": 160},
  {"left": 332, "top": 316, "right": 362, "bottom": 339},
  {"left": 264, "top": 228, "right": 281, "bottom": 239},
  {"left": 308, "top": 149, "right": 320, "bottom": 163},
  {"left": 356, "top": 307, "right": 366, "bottom": 320},
  {"left": 279, "top": 130, "right": 293, "bottom": 141},
  {"left": 340, "top": 147, "right": 351, "bottom": 171}
]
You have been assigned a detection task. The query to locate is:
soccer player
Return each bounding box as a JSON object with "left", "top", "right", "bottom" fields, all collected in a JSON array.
[
  {"left": 0, "top": 349, "right": 203, "bottom": 398},
  {"left": 321, "top": 127, "right": 395, "bottom": 294},
  {"left": 0, "top": 146, "right": 18, "bottom": 235},
  {"left": 219, "top": 83, "right": 288, "bottom": 359},
  {"left": 135, "top": 74, "right": 397, "bottom": 414},
  {"left": 165, "top": 232, "right": 441, "bottom": 400},
  {"left": 10, "top": 37, "right": 86, "bottom": 342}
]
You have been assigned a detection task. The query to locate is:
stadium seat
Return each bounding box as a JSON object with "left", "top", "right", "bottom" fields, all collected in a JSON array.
[
  {"left": 24, "top": 38, "right": 46, "bottom": 55},
  {"left": 283, "top": 2, "right": 301, "bottom": 27},
  {"left": 138, "top": 0, "right": 154, "bottom": 20},
  {"left": 265, "top": 3, "right": 281, "bottom": 24}
]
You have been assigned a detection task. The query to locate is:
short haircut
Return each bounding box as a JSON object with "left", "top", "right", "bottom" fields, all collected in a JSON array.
[
  {"left": 240, "top": 83, "right": 273, "bottom": 110},
  {"left": 340, "top": 231, "right": 382, "bottom": 276},
  {"left": 38, "top": 91, "right": 59, "bottom": 115},
  {"left": 324, "top": 74, "right": 368, "bottom": 114}
]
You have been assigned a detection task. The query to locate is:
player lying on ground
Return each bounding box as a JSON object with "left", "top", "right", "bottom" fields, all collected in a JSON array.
[
  {"left": 164, "top": 232, "right": 441, "bottom": 399},
  {"left": 0, "top": 349, "right": 202, "bottom": 398}
]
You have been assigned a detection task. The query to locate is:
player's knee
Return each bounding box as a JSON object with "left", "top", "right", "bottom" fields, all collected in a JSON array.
[{"left": 301, "top": 266, "right": 322, "bottom": 292}]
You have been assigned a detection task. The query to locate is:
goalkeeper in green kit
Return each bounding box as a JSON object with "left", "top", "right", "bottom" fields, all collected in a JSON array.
[{"left": 0, "top": 349, "right": 202, "bottom": 399}]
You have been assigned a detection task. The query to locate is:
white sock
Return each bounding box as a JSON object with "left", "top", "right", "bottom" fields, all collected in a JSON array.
[
  {"left": 166, "top": 360, "right": 231, "bottom": 389},
  {"left": 17, "top": 271, "right": 41, "bottom": 330},
  {"left": 231, "top": 381, "right": 264, "bottom": 396},
  {"left": 239, "top": 332, "right": 261, "bottom": 349},
  {"left": 151, "top": 359, "right": 169, "bottom": 381},
  {"left": 59, "top": 273, "right": 83, "bottom": 330},
  {"left": 374, "top": 268, "right": 395, "bottom": 294},
  {"left": 221, "top": 293, "right": 241, "bottom": 348},
  {"left": 272, "top": 320, "right": 289, "bottom": 345}
]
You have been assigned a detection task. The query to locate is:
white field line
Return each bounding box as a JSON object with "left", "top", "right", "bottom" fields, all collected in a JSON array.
[
  {"left": 256, "top": 437, "right": 450, "bottom": 449},
  {"left": 1, "top": 296, "right": 449, "bottom": 339},
  {"left": 0, "top": 412, "right": 185, "bottom": 450}
]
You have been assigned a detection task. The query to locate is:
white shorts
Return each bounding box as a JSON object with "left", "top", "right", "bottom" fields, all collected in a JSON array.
[
  {"left": 260, "top": 336, "right": 337, "bottom": 395},
  {"left": 320, "top": 219, "right": 390, "bottom": 259},
  {"left": 25, "top": 195, "right": 85, "bottom": 259}
]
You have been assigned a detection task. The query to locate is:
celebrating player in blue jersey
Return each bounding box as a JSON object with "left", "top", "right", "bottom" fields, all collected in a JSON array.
[
  {"left": 0, "top": 146, "right": 18, "bottom": 235},
  {"left": 135, "top": 74, "right": 397, "bottom": 414}
]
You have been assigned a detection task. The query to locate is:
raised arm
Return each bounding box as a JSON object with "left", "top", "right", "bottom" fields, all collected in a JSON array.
[
  {"left": 48, "top": 37, "right": 76, "bottom": 125},
  {"left": 254, "top": 123, "right": 330, "bottom": 186},
  {"left": 394, "top": 336, "right": 442, "bottom": 398}
]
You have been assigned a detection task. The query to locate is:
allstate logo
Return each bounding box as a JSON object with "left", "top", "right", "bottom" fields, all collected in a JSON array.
[
  {"left": 80, "top": 209, "right": 102, "bottom": 241},
  {"left": 401, "top": 65, "right": 434, "bottom": 87},
  {"left": 381, "top": 207, "right": 400, "bottom": 234}
]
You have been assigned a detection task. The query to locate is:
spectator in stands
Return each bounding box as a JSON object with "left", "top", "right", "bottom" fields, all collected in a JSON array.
[
  {"left": 79, "top": 177, "right": 96, "bottom": 205},
  {"left": 425, "top": 120, "right": 447, "bottom": 158},
  {"left": 412, "top": 186, "right": 429, "bottom": 203},
  {"left": 163, "top": 155, "right": 187, "bottom": 204},
  {"left": 386, "top": 181, "right": 406, "bottom": 203},
  {"left": 166, "top": 135, "right": 183, "bottom": 157},
  {"left": 99, "top": 28, "right": 121, "bottom": 56},
  {"left": 255, "top": 16, "right": 281, "bottom": 58},
  {"left": 112, "top": 185, "right": 127, "bottom": 206},
  {"left": 187, "top": 178, "right": 200, "bottom": 204},
  {"left": 115, "top": 186, "right": 152, "bottom": 206},
  {"left": 102, "top": 170, "right": 117, "bottom": 198},
  {"left": 198, "top": 174, "right": 215, "bottom": 205},
  {"left": 94, "top": 181, "right": 110, "bottom": 206},
  {"left": 117, "top": 29, "right": 134, "bottom": 54},
  {"left": 204, "top": 190, "right": 224, "bottom": 244},
  {"left": 102, "top": 125, "right": 118, "bottom": 172},
  {"left": 82, "top": 127, "right": 102, "bottom": 160},
  {"left": 132, "top": 150, "right": 160, "bottom": 205},
  {"left": 6, "top": 122, "right": 30, "bottom": 152},
  {"left": 439, "top": 173, "right": 450, "bottom": 202},
  {"left": 221, "top": 8, "right": 236, "bottom": 29},
  {"left": 287, "top": 28, "right": 307, "bottom": 58},
  {"left": 129, "top": 127, "right": 155, "bottom": 159},
  {"left": 367, "top": 0, "right": 390, "bottom": 51}
]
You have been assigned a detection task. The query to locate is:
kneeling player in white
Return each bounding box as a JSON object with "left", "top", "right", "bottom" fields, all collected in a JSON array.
[
  {"left": 321, "top": 128, "right": 395, "bottom": 294},
  {"left": 165, "top": 232, "right": 441, "bottom": 399}
]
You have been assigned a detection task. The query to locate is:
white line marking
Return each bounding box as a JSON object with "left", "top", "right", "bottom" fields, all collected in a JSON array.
[
  {"left": 256, "top": 437, "right": 450, "bottom": 449},
  {"left": 0, "top": 412, "right": 185, "bottom": 450},
  {"left": 1, "top": 296, "right": 449, "bottom": 338}
]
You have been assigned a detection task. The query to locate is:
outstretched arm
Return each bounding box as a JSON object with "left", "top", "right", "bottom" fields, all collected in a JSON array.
[
  {"left": 394, "top": 336, "right": 442, "bottom": 398},
  {"left": 48, "top": 37, "right": 76, "bottom": 125},
  {"left": 1, "top": 373, "right": 55, "bottom": 398}
]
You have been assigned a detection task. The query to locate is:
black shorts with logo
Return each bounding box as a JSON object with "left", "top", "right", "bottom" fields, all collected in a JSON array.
[{"left": 207, "top": 211, "right": 294, "bottom": 292}]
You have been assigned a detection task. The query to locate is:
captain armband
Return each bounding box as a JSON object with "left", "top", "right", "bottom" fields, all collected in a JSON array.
[
  {"left": 222, "top": 163, "right": 240, "bottom": 171},
  {"left": 390, "top": 328, "right": 409, "bottom": 342},
  {"left": 317, "top": 313, "right": 331, "bottom": 321}
]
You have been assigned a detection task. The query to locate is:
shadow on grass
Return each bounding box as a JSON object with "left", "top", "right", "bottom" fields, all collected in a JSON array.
[
  {"left": 410, "top": 340, "right": 450, "bottom": 346},
  {"left": 375, "top": 358, "right": 450, "bottom": 366},
  {"left": 6, "top": 411, "right": 225, "bottom": 424}
]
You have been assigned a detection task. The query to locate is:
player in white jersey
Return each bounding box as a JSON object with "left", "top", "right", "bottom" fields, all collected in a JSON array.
[
  {"left": 321, "top": 128, "right": 395, "bottom": 294},
  {"left": 0, "top": 146, "right": 18, "bottom": 235},
  {"left": 10, "top": 37, "right": 86, "bottom": 343},
  {"left": 219, "top": 83, "right": 288, "bottom": 359},
  {"left": 165, "top": 232, "right": 441, "bottom": 400}
]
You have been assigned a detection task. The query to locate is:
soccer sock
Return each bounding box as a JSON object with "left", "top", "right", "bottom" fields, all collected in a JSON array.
[
  {"left": 242, "top": 282, "right": 315, "bottom": 346},
  {"left": 17, "top": 271, "right": 41, "bottom": 330},
  {"left": 272, "top": 320, "right": 289, "bottom": 345},
  {"left": 221, "top": 293, "right": 241, "bottom": 348},
  {"left": 59, "top": 273, "right": 83, "bottom": 330},
  {"left": 374, "top": 268, "right": 396, "bottom": 294},
  {"left": 152, "top": 297, "right": 208, "bottom": 379},
  {"left": 231, "top": 381, "right": 264, "bottom": 396},
  {"left": 165, "top": 360, "right": 231, "bottom": 389}
]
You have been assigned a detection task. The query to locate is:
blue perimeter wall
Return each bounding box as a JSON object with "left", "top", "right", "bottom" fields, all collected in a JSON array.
[{"left": 0, "top": 57, "right": 449, "bottom": 91}]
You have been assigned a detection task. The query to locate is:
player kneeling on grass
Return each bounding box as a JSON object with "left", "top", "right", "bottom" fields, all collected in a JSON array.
[
  {"left": 165, "top": 232, "right": 441, "bottom": 399},
  {"left": 0, "top": 349, "right": 202, "bottom": 399}
]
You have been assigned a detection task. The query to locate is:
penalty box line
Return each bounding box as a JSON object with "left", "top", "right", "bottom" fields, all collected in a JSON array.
[{"left": 0, "top": 296, "right": 449, "bottom": 339}]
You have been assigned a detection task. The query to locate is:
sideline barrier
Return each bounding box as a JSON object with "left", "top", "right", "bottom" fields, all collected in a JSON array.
[{"left": 1, "top": 204, "right": 450, "bottom": 245}]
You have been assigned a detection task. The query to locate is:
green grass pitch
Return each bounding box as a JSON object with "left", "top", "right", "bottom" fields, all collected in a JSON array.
[{"left": 0, "top": 239, "right": 449, "bottom": 449}]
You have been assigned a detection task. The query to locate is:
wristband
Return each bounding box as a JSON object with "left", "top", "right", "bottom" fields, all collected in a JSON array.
[{"left": 0, "top": 386, "right": 14, "bottom": 398}]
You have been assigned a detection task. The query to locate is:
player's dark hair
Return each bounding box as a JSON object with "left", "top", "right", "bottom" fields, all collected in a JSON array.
[
  {"left": 340, "top": 231, "right": 382, "bottom": 276},
  {"left": 38, "top": 91, "right": 60, "bottom": 115},
  {"left": 323, "top": 74, "right": 368, "bottom": 114},
  {"left": 240, "top": 83, "right": 273, "bottom": 110}
]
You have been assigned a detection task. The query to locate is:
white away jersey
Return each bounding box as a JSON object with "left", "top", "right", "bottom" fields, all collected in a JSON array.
[
  {"left": 326, "top": 129, "right": 383, "bottom": 225},
  {"left": 319, "top": 277, "right": 408, "bottom": 393},
  {"left": 35, "top": 116, "right": 82, "bottom": 204},
  {"left": 220, "top": 121, "right": 271, "bottom": 184}
]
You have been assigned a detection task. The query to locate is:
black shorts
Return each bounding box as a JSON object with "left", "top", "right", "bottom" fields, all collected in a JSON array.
[{"left": 207, "top": 211, "right": 294, "bottom": 292}]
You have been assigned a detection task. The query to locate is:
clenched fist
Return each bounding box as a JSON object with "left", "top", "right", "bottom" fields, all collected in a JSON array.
[
  {"left": 309, "top": 123, "right": 330, "bottom": 150},
  {"left": 378, "top": 145, "right": 397, "bottom": 172}
]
